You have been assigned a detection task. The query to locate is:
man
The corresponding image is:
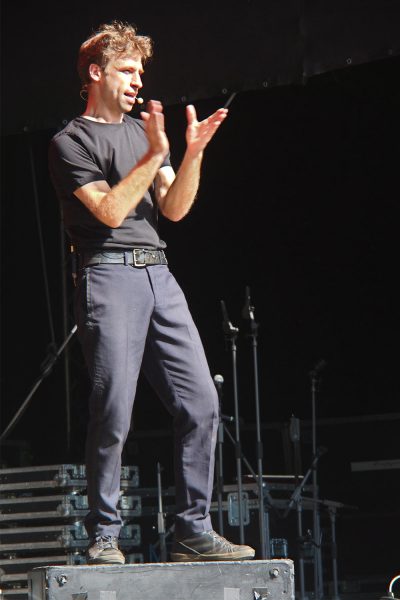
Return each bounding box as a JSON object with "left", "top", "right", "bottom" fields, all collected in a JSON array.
[{"left": 49, "top": 20, "right": 255, "bottom": 565}]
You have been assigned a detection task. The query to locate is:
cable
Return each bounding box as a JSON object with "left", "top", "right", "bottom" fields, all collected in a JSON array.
[
  {"left": 380, "top": 574, "right": 400, "bottom": 600},
  {"left": 390, "top": 574, "right": 400, "bottom": 598}
]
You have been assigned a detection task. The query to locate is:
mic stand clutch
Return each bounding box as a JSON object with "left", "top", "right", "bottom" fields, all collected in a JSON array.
[{"left": 220, "top": 300, "right": 245, "bottom": 544}]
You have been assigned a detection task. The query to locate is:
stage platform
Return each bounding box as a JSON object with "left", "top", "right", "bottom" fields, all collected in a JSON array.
[{"left": 28, "top": 559, "right": 294, "bottom": 600}]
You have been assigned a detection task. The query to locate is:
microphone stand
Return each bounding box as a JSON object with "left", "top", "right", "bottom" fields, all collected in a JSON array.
[
  {"left": 156, "top": 462, "right": 167, "bottom": 562},
  {"left": 0, "top": 324, "right": 77, "bottom": 443},
  {"left": 325, "top": 502, "right": 340, "bottom": 600},
  {"left": 220, "top": 300, "right": 245, "bottom": 544},
  {"left": 283, "top": 446, "right": 327, "bottom": 600},
  {"left": 241, "top": 286, "right": 270, "bottom": 559},
  {"left": 213, "top": 374, "right": 226, "bottom": 535},
  {"left": 310, "top": 360, "right": 327, "bottom": 600}
]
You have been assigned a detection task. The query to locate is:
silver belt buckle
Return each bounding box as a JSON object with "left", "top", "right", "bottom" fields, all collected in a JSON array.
[{"left": 133, "top": 249, "right": 146, "bottom": 267}]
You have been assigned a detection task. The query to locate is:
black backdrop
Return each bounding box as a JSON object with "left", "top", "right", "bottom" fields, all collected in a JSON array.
[
  {"left": 2, "top": 0, "right": 400, "bottom": 133},
  {"left": 1, "top": 1, "right": 400, "bottom": 591}
]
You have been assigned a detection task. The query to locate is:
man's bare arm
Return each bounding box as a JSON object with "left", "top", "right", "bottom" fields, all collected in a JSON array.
[
  {"left": 156, "top": 105, "right": 228, "bottom": 221},
  {"left": 74, "top": 101, "right": 169, "bottom": 228}
]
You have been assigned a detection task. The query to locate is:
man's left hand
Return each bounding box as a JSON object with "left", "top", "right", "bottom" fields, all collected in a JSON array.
[{"left": 185, "top": 105, "right": 228, "bottom": 157}]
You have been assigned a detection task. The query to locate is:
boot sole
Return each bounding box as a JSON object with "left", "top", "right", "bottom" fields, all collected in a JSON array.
[
  {"left": 170, "top": 551, "right": 255, "bottom": 562},
  {"left": 86, "top": 555, "right": 125, "bottom": 565}
]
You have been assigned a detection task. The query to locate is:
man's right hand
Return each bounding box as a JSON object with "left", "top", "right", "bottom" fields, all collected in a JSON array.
[
  {"left": 75, "top": 99, "right": 171, "bottom": 228},
  {"left": 140, "top": 100, "right": 170, "bottom": 158}
]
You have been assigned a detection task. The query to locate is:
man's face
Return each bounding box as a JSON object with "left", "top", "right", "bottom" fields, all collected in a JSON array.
[{"left": 98, "top": 52, "right": 144, "bottom": 114}]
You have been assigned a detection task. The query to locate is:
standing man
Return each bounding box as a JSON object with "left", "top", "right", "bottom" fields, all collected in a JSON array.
[{"left": 49, "top": 20, "right": 255, "bottom": 565}]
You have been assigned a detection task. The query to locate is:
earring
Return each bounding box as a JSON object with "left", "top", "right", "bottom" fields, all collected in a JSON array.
[{"left": 80, "top": 87, "right": 88, "bottom": 101}]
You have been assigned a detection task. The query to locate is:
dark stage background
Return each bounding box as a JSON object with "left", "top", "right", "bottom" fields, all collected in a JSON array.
[{"left": 1, "top": 1, "right": 400, "bottom": 595}]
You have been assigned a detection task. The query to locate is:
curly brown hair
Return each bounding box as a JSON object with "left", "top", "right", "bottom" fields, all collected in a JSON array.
[{"left": 77, "top": 20, "right": 153, "bottom": 86}]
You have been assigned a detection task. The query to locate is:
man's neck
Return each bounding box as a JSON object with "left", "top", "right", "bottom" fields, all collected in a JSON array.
[{"left": 82, "top": 101, "right": 124, "bottom": 123}]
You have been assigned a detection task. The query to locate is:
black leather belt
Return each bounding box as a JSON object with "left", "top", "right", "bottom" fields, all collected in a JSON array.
[{"left": 78, "top": 248, "right": 168, "bottom": 269}]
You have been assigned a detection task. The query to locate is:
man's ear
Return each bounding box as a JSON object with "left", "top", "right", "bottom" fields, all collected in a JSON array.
[{"left": 88, "top": 63, "right": 103, "bottom": 82}]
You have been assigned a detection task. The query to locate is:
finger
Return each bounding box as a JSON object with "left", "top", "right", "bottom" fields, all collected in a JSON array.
[
  {"left": 141, "top": 110, "right": 165, "bottom": 133},
  {"left": 199, "top": 109, "right": 228, "bottom": 129},
  {"left": 186, "top": 104, "right": 197, "bottom": 125},
  {"left": 209, "top": 108, "right": 228, "bottom": 122},
  {"left": 146, "top": 100, "right": 164, "bottom": 113}
]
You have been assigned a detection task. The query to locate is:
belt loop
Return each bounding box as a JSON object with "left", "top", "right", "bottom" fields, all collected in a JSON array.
[{"left": 124, "top": 251, "right": 130, "bottom": 266}]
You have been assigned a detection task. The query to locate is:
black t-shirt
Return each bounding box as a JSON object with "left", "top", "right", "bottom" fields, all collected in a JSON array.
[{"left": 48, "top": 114, "right": 171, "bottom": 250}]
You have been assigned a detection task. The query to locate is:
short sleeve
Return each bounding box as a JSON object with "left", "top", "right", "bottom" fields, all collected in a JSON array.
[{"left": 48, "top": 133, "right": 105, "bottom": 197}]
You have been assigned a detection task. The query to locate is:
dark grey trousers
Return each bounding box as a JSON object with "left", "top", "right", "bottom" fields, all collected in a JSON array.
[{"left": 74, "top": 262, "right": 219, "bottom": 540}]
